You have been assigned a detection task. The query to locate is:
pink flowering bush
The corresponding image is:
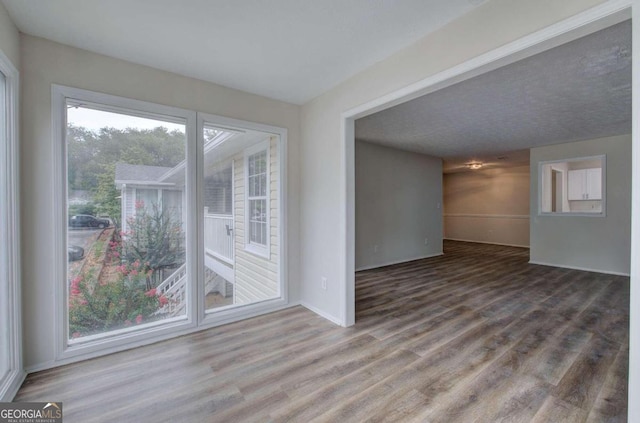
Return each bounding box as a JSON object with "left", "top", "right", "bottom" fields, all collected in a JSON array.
[{"left": 68, "top": 265, "right": 172, "bottom": 337}]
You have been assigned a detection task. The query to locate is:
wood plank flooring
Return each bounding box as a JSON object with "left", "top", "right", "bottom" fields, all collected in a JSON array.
[{"left": 15, "top": 241, "right": 629, "bottom": 422}]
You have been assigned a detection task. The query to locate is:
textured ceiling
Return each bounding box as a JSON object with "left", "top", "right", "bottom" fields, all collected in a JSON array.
[
  {"left": 355, "top": 20, "right": 632, "bottom": 171},
  {"left": 1, "top": 0, "right": 484, "bottom": 105}
]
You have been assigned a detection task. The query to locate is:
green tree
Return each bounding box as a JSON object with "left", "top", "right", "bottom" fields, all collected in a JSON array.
[
  {"left": 121, "top": 201, "right": 185, "bottom": 289},
  {"left": 93, "top": 163, "right": 121, "bottom": 226},
  {"left": 66, "top": 124, "right": 186, "bottom": 227}
]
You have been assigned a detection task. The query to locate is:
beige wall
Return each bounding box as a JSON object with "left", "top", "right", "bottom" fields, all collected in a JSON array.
[
  {"left": 20, "top": 35, "right": 300, "bottom": 370},
  {"left": 444, "top": 165, "right": 530, "bottom": 247},
  {"left": 299, "top": 0, "right": 607, "bottom": 322},
  {"left": 0, "top": 2, "right": 19, "bottom": 70},
  {"left": 530, "top": 134, "right": 631, "bottom": 275},
  {"left": 355, "top": 141, "right": 442, "bottom": 271}
]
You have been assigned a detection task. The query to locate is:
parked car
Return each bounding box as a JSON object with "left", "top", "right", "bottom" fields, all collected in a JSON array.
[
  {"left": 69, "top": 214, "right": 110, "bottom": 229},
  {"left": 68, "top": 245, "right": 84, "bottom": 261},
  {"left": 96, "top": 214, "right": 114, "bottom": 227}
]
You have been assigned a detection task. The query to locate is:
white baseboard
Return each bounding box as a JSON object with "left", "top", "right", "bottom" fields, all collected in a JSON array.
[
  {"left": 299, "top": 302, "right": 345, "bottom": 327},
  {"left": 528, "top": 260, "right": 630, "bottom": 277},
  {"left": 0, "top": 370, "right": 26, "bottom": 401},
  {"left": 444, "top": 238, "right": 530, "bottom": 249},
  {"left": 355, "top": 252, "right": 444, "bottom": 272}
]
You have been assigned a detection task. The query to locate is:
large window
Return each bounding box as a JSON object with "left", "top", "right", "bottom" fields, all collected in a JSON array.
[
  {"left": 54, "top": 86, "right": 287, "bottom": 360},
  {"left": 0, "top": 51, "right": 21, "bottom": 400}
]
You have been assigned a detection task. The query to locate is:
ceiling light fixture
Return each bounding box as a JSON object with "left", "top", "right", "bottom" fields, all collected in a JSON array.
[{"left": 466, "top": 162, "right": 483, "bottom": 170}]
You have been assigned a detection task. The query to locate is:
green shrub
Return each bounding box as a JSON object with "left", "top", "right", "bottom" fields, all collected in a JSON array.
[{"left": 68, "top": 263, "right": 170, "bottom": 338}]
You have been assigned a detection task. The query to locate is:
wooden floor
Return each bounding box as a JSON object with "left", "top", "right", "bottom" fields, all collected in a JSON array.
[{"left": 16, "top": 241, "right": 629, "bottom": 422}]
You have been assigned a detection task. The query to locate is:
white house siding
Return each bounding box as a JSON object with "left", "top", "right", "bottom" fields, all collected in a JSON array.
[
  {"left": 233, "top": 136, "right": 279, "bottom": 305},
  {"left": 122, "top": 186, "right": 136, "bottom": 234}
]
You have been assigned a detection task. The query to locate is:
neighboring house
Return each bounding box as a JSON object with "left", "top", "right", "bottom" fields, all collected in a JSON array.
[
  {"left": 114, "top": 163, "right": 183, "bottom": 235},
  {"left": 114, "top": 131, "right": 280, "bottom": 310}
]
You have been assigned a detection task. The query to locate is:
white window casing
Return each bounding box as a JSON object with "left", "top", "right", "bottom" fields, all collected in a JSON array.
[
  {"left": 244, "top": 140, "right": 270, "bottom": 258},
  {"left": 0, "top": 49, "right": 23, "bottom": 401}
]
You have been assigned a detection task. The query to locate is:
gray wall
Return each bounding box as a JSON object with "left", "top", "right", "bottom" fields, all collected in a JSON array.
[
  {"left": 355, "top": 141, "right": 442, "bottom": 271},
  {"left": 299, "top": 0, "right": 607, "bottom": 322},
  {"left": 444, "top": 165, "right": 530, "bottom": 247},
  {"left": 530, "top": 134, "right": 631, "bottom": 275}
]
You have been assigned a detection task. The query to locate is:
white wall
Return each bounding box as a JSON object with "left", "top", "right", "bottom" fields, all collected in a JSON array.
[
  {"left": 530, "top": 134, "right": 631, "bottom": 275},
  {"left": 355, "top": 141, "right": 442, "bottom": 271},
  {"left": 299, "top": 0, "right": 608, "bottom": 324},
  {"left": 444, "top": 165, "right": 530, "bottom": 247},
  {"left": 20, "top": 35, "right": 300, "bottom": 370},
  {"left": 0, "top": 2, "right": 19, "bottom": 70}
]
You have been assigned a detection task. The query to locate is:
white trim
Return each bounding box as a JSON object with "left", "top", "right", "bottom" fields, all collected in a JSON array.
[
  {"left": 52, "top": 85, "right": 198, "bottom": 363},
  {"left": 444, "top": 238, "right": 530, "bottom": 249},
  {"left": 342, "top": 1, "right": 631, "bottom": 121},
  {"left": 630, "top": 1, "right": 640, "bottom": 421},
  {"left": 342, "top": 117, "right": 355, "bottom": 327},
  {"left": 443, "top": 213, "right": 529, "bottom": 220},
  {"left": 355, "top": 252, "right": 444, "bottom": 272},
  {"left": 341, "top": 0, "right": 632, "bottom": 331},
  {"left": 537, "top": 154, "right": 607, "bottom": 217},
  {"left": 204, "top": 253, "right": 234, "bottom": 282},
  {"left": 0, "top": 48, "right": 22, "bottom": 401},
  {"left": 529, "top": 260, "right": 630, "bottom": 277},
  {"left": 300, "top": 302, "right": 344, "bottom": 326}
]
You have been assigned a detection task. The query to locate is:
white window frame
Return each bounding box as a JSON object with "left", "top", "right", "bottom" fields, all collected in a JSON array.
[
  {"left": 52, "top": 85, "right": 198, "bottom": 361},
  {"left": 0, "top": 50, "right": 23, "bottom": 401},
  {"left": 244, "top": 140, "right": 271, "bottom": 258},
  {"left": 52, "top": 87, "right": 289, "bottom": 366},
  {"left": 537, "top": 154, "right": 607, "bottom": 217}
]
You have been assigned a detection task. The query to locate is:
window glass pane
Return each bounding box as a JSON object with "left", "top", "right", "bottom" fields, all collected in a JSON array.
[
  {"left": 162, "top": 190, "right": 182, "bottom": 223},
  {"left": 66, "top": 105, "right": 187, "bottom": 341},
  {"left": 204, "top": 165, "right": 232, "bottom": 215},
  {"left": 136, "top": 189, "right": 158, "bottom": 211},
  {"left": 202, "top": 123, "right": 279, "bottom": 312}
]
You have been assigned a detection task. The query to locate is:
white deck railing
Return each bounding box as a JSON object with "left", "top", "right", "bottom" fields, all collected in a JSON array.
[
  {"left": 156, "top": 264, "right": 187, "bottom": 315},
  {"left": 154, "top": 211, "right": 234, "bottom": 316},
  {"left": 204, "top": 211, "right": 234, "bottom": 263}
]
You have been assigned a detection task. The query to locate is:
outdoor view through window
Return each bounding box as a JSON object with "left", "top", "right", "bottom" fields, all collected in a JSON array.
[
  {"left": 66, "top": 105, "right": 187, "bottom": 341},
  {"left": 201, "top": 122, "right": 280, "bottom": 313},
  {"left": 66, "top": 103, "right": 282, "bottom": 343}
]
